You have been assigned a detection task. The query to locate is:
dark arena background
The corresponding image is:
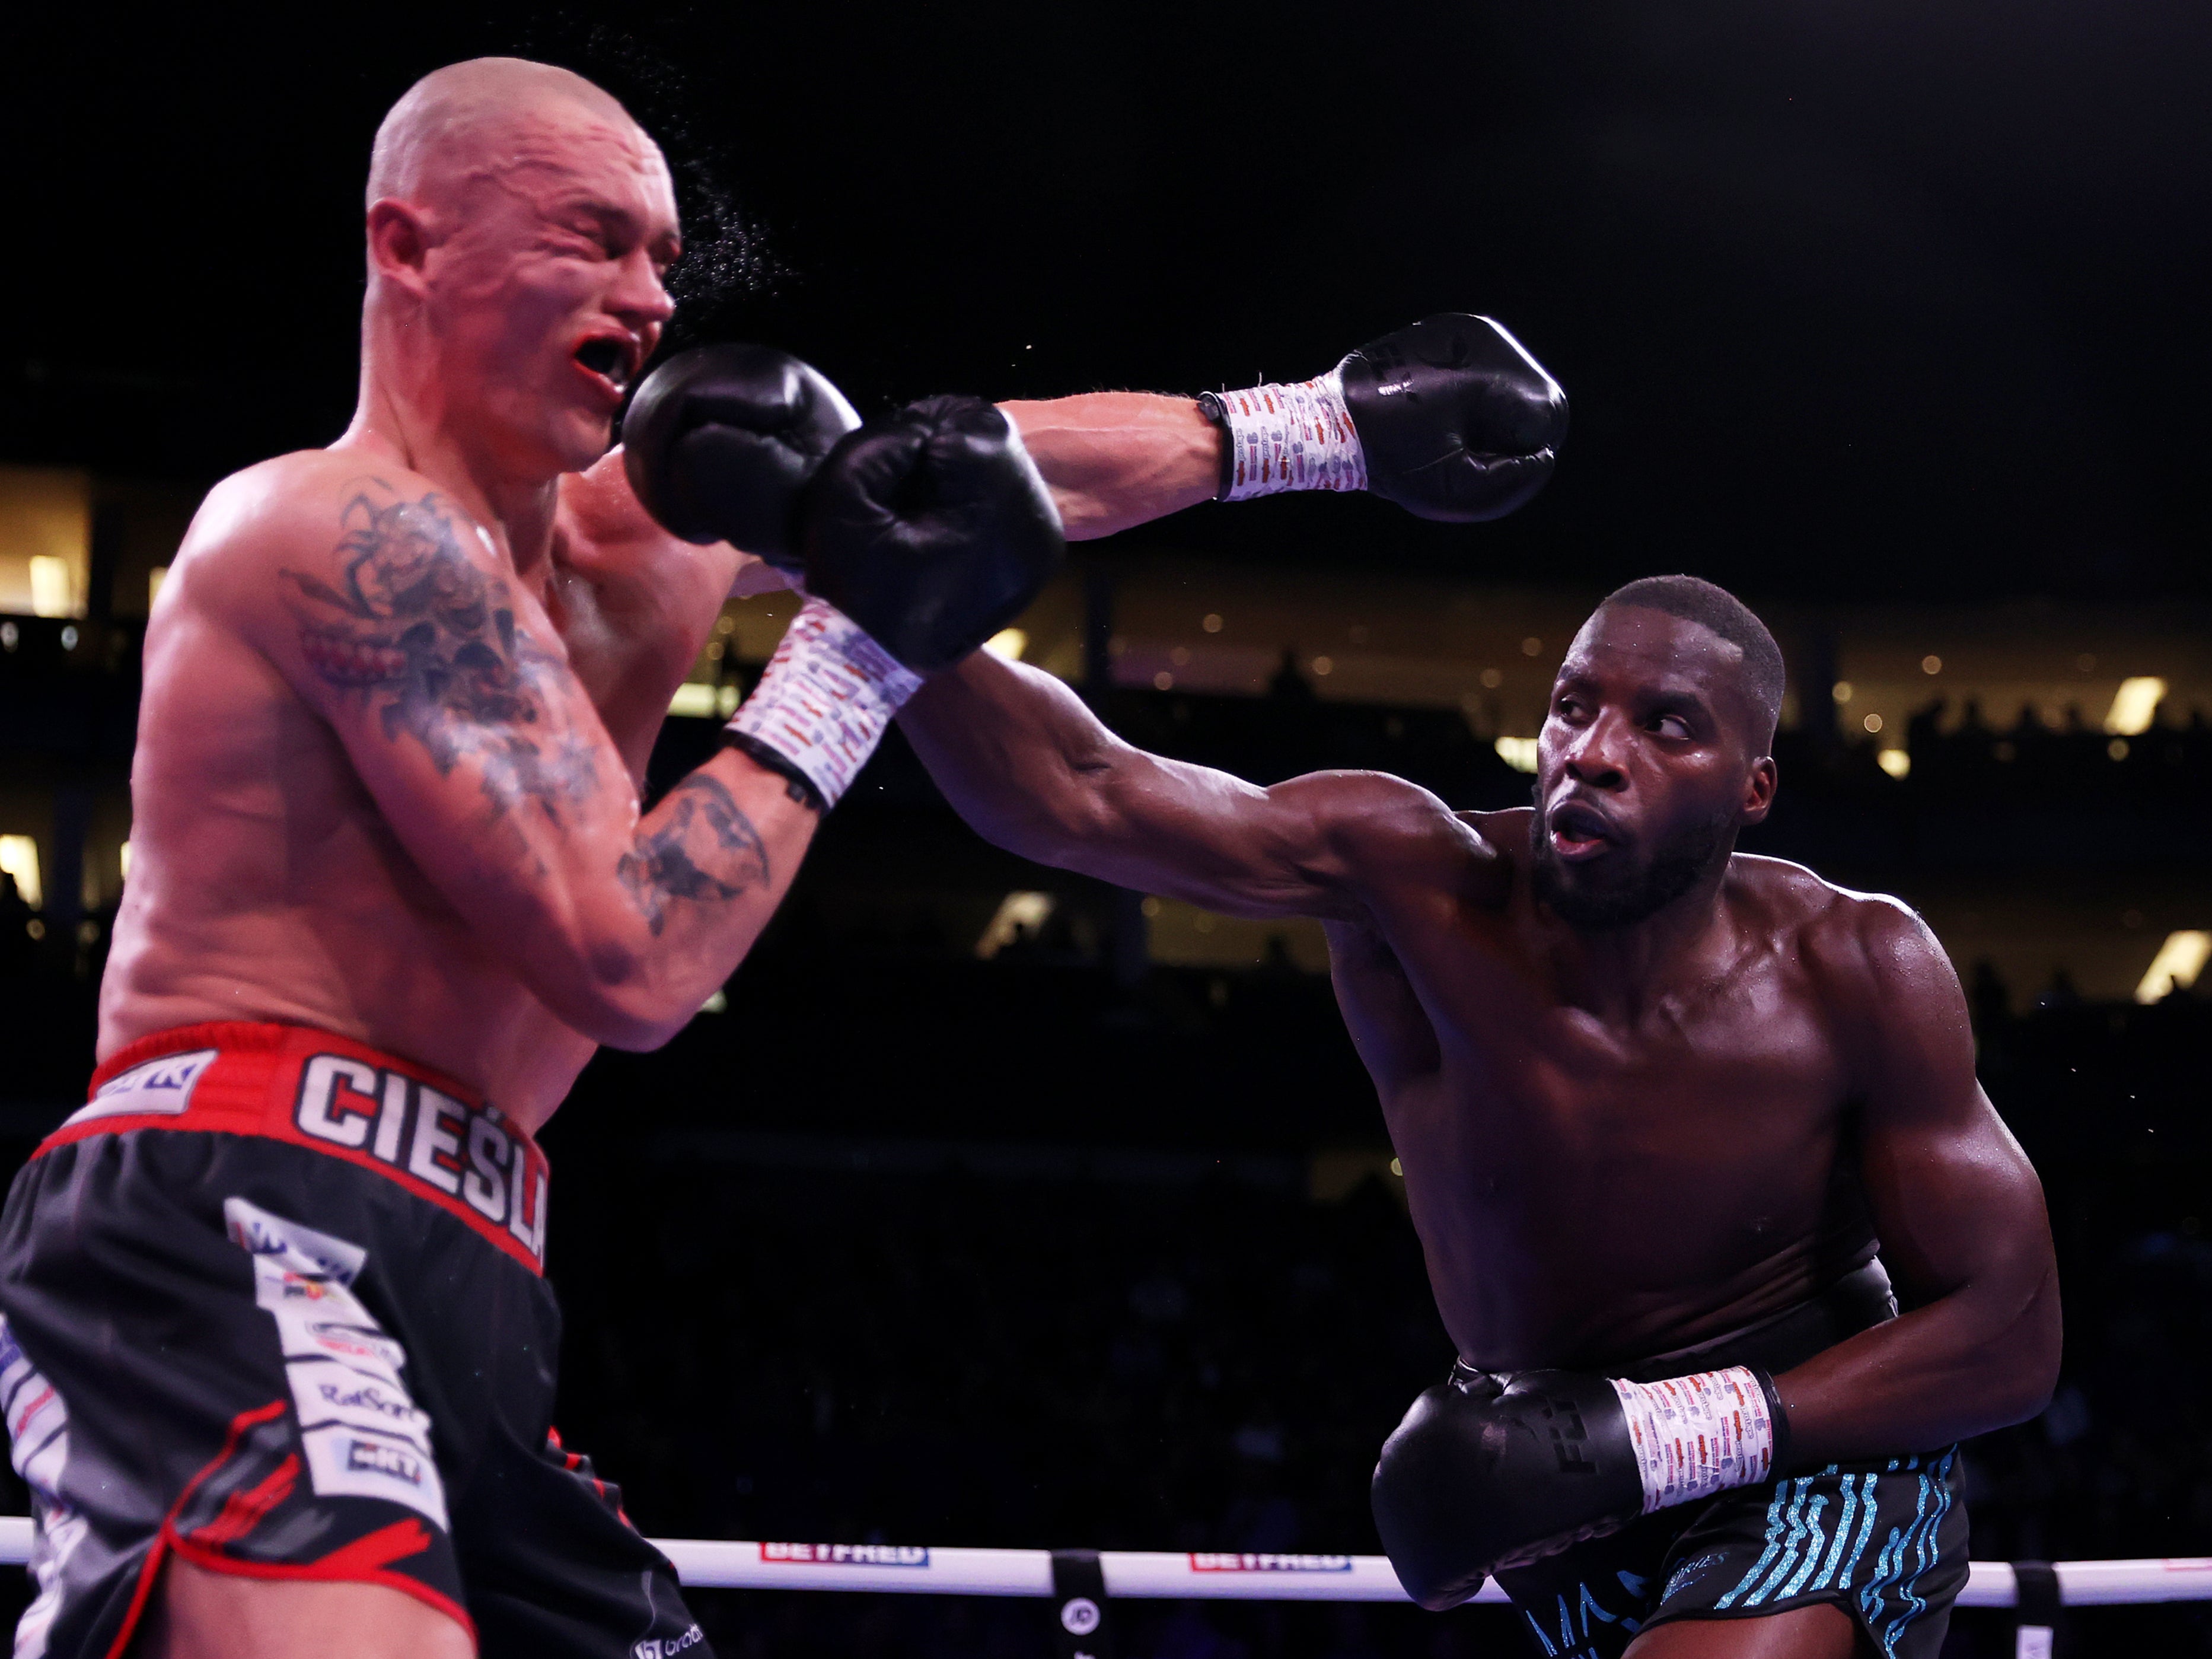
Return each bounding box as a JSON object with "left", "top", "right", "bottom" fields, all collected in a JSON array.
[{"left": 7, "top": 2, "right": 2212, "bottom": 1654}]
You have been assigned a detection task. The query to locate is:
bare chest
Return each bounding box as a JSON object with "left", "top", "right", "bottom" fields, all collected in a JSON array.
[{"left": 1349, "top": 918, "right": 1857, "bottom": 1234}]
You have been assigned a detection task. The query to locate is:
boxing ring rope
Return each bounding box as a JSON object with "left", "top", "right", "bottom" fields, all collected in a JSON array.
[{"left": 1, "top": 1518, "right": 2203, "bottom": 1607}]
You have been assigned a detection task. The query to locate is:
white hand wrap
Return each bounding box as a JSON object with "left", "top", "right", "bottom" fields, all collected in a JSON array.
[
  {"left": 1208, "top": 372, "right": 1368, "bottom": 501},
  {"left": 1609, "top": 1366, "right": 1778, "bottom": 1514},
  {"left": 726, "top": 597, "right": 923, "bottom": 809}
]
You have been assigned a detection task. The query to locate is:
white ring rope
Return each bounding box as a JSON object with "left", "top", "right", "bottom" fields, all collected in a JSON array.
[{"left": 0, "top": 1520, "right": 2203, "bottom": 1606}]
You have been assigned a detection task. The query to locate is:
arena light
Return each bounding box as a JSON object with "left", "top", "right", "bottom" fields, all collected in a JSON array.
[
  {"left": 667, "top": 682, "right": 718, "bottom": 718},
  {"left": 0, "top": 836, "right": 40, "bottom": 909},
  {"left": 2135, "top": 930, "right": 2210, "bottom": 1004},
  {"left": 976, "top": 891, "right": 1055, "bottom": 959},
  {"left": 148, "top": 566, "right": 169, "bottom": 610},
  {"left": 27, "top": 556, "right": 74, "bottom": 619},
  {"left": 1494, "top": 736, "right": 1539, "bottom": 773},
  {"left": 2104, "top": 676, "right": 2165, "bottom": 736},
  {"left": 119, "top": 841, "right": 131, "bottom": 883},
  {"left": 1878, "top": 749, "right": 1911, "bottom": 780},
  {"left": 984, "top": 628, "right": 1028, "bottom": 661}
]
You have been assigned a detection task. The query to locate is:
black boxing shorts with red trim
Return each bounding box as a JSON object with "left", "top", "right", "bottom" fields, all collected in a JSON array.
[{"left": 0, "top": 1021, "right": 712, "bottom": 1659}]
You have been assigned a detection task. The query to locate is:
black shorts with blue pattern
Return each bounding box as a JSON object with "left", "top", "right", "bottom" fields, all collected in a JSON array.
[
  {"left": 1487, "top": 1260, "right": 1971, "bottom": 1658},
  {"left": 1493, "top": 1445, "right": 1969, "bottom": 1659}
]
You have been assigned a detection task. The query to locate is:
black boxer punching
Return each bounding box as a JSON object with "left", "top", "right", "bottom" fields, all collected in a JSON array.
[
  {"left": 632, "top": 307, "right": 2054, "bottom": 1657},
  {"left": 869, "top": 571, "right": 2061, "bottom": 1659}
]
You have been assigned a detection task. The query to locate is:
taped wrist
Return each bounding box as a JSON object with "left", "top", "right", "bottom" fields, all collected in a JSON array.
[
  {"left": 1198, "top": 372, "right": 1368, "bottom": 501},
  {"left": 725, "top": 597, "right": 923, "bottom": 809},
  {"left": 1609, "top": 1366, "right": 1782, "bottom": 1514}
]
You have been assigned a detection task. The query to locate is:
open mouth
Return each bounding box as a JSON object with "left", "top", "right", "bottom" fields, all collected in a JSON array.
[
  {"left": 1546, "top": 799, "right": 1621, "bottom": 860},
  {"left": 573, "top": 336, "right": 634, "bottom": 394}
]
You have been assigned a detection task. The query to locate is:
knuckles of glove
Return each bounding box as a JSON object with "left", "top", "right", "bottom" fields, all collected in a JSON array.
[
  {"left": 621, "top": 343, "right": 861, "bottom": 568},
  {"left": 798, "top": 394, "right": 1066, "bottom": 674},
  {"left": 1370, "top": 1368, "right": 1641, "bottom": 1611},
  {"left": 1338, "top": 314, "right": 1569, "bottom": 524}
]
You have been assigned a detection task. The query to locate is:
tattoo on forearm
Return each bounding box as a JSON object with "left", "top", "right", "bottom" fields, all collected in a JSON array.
[
  {"left": 283, "top": 482, "right": 597, "bottom": 819},
  {"left": 617, "top": 776, "right": 772, "bottom": 935}
]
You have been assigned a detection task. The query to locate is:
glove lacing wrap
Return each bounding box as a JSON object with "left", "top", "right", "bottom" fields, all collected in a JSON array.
[
  {"left": 725, "top": 597, "right": 923, "bottom": 809},
  {"left": 1200, "top": 372, "right": 1368, "bottom": 501}
]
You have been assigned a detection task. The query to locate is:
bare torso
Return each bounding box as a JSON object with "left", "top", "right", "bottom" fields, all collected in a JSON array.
[
  {"left": 100, "top": 444, "right": 745, "bottom": 1132},
  {"left": 1327, "top": 807, "right": 1880, "bottom": 1371}
]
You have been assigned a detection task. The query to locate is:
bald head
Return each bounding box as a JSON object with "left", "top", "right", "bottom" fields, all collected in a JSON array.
[
  {"left": 355, "top": 56, "right": 680, "bottom": 479},
  {"left": 367, "top": 57, "right": 648, "bottom": 209}
]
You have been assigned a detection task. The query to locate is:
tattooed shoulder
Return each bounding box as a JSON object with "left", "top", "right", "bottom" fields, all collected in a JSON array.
[
  {"left": 617, "top": 776, "right": 772, "bottom": 936},
  {"left": 281, "top": 480, "right": 598, "bottom": 820}
]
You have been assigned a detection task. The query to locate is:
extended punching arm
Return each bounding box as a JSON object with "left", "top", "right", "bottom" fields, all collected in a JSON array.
[
  {"left": 899, "top": 647, "right": 1471, "bottom": 923},
  {"left": 1003, "top": 314, "right": 1567, "bottom": 540}
]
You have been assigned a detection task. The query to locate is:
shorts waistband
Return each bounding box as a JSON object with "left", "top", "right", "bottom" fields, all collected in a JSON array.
[
  {"left": 1450, "top": 1260, "right": 1899, "bottom": 1393},
  {"left": 49, "top": 1021, "right": 549, "bottom": 1274},
  {"left": 1617, "top": 1259, "right": 1898, "bottom": 1383}
]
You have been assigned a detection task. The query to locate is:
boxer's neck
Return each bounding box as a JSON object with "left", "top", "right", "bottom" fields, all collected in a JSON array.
[
  {"left": 340, "top": 323, "right": 562, "bottom": 590},
  {"left": 1544, "top": 857, "right": 1742, "bottom": 1024}
]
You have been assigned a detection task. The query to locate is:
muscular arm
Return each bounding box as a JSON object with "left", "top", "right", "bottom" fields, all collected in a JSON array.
[
  {"left": 999, "top": 394, "right": 1220, "bottom": 541},
  {"left": 209, "top": 464, "right": 818, "bottom": 1051},
  {"left": 1773, "top": 903, "right": 2062, "bottom": 1463},
  {"left": 899, "top": 646, "right": 1471, "bottom": 921}
]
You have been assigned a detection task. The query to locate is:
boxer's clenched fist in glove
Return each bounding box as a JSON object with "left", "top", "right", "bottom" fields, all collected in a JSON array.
[
  {"left": 716, "top": 396, "right": 1064, "bottom": 810},
  {"left": 621, "top": 342, "right": 861, "bottom": 568},
  {"left": 1370, "top": 1364, "right": 1784, "bottom": 1610},
  {"left": 1200, "top": 314, "right": 1567, "bottom": 523},
  {"left": 800, "top": 395, "right": 1064, "bottom": 674}
]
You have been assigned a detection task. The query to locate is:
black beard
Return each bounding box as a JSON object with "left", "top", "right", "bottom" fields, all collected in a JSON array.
[{"left": 1527, "top": 790, "right": 1738, "bottom": 931}]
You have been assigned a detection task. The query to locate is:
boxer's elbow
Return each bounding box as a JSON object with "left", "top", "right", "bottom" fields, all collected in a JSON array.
[
  {"left": 1980, "top": 1350, "right": 2060, "bottom": 1436},
  {"left": 541, "top": 961, "right": 681, "bottom": 1051},
  {"left": 522, "top": 925, "right": 694, "bottom": 1051},
  {"left": 1971, "top": 1261, "right": 2064, "bottom": 1430},
  {"left": 2002, "top": 1287, "right": 2064, "bottom": 1426}
]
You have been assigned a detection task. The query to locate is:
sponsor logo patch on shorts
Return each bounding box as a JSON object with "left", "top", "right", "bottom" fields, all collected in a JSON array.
[
  {"left": 225, "top": 1197, "right": 450, "bottom": 1532},
  {"left": 65, "top": 1049, "right": 217, "bottom": 1126},
  {"left": 632, "top": 1626, "right": 706, "bottom": 1659},
  {"left": 299, "top": 1423, "right": 450, "bottom": 1530},
  {"left": 224, "top": 1197, "right": 368, "bottom": 1286},
  {"left": 285, "top": 1359, "right": 432, "bottom": 1451}
]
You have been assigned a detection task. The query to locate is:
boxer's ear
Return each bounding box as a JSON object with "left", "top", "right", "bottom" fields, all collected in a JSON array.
[
  {"left": 1739, "top": 755, "right": 1779, "bottom": 826},
  {"left": 366, "top": 198, "right": 433, "bottom": 293}
]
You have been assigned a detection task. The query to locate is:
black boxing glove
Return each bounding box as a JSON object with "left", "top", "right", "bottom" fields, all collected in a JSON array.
[
  {"left": 1199, "top": 314, "right": 1567, "bottom": 523},
  {"left": 1371, "top": 1364, "right": 1784, "bottom": 1611},
  {"left": 720, "top": 396, "right": 1064, "bottom": 810},
  {"left": 798, "top": 395, "right": 1064, "bottom": 673},
  {"left": 620, "top": 343, "right": 860, "bottom": 569}
]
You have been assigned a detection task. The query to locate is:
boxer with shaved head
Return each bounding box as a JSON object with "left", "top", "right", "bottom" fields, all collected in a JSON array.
[{"left": 0, "top": 56, "right": 1072, "bottom": 1659}]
